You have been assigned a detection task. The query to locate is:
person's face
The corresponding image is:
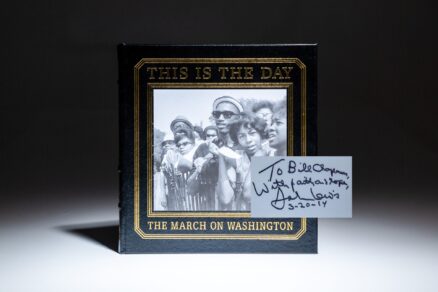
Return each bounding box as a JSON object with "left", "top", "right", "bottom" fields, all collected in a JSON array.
[
  {"left": 205, "top": 129, "right": 218, "bottom": 142},
  {"left": 162, "top": 140, "right": 175, "bottom": 153},
  {"left": 212, "top": 102, "right": 240, "bottom": 134},
  {"left": 268, "top": 114, "right": 287, "bottom": 149},
  {"left": 172, "top": 122, "right": 190, "bottom": 137},
  {"left": 255, "top": 107, "right": 273, "bottom": 126},
  {"left": 237, "top": 125, "right": 262, "bottom": 157},
  {"left": 176, "top": 137, "right": 194, "bottom": 155}
]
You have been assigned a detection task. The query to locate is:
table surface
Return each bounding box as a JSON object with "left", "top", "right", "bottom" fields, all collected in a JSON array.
[{"left": 1, "top": 190, "right": 437, "bottom": 292}]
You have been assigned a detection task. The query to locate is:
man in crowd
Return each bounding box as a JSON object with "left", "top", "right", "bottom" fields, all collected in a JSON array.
[
  {"left": 193, "top": 126, "right": 204, "bottom": 144},
  {"left": 186, "top": 96, "right": 243, "bottom": 210},
  {"left": 170, "top": 116, "right": 193, "bottom": 138},
  {"left": 252, "top": 100, "right": 275, "bottom": 155},
  {"left": 154, "top": 132, "right": 175, "bottom": 211},
  {"left": 268, "top": 101, "right": 287, "bottom": 156},
  {"left": 161, "top": 132, "right": 176, "bottom": 156},
  {"left": 203, "top": 125, "right": 218, "bottom": 142},
  {"left": 252, "top": 100, "right": 273, "bottom": 127},
  {"left": 211, "top": 96, "right": 243, "bottom": 148}
]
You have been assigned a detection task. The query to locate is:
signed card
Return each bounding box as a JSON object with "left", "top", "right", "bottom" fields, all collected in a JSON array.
[
  {"left": 118, "top": 44, "right": 317, "bottom": 253},
  {"left": 251, "top": 157, "right": 352, "bottom": 218}
]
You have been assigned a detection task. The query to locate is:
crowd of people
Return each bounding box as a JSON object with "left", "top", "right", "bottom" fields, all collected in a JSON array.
[{"left": 154, "top": 96, "right": 287, "bottom": 211}]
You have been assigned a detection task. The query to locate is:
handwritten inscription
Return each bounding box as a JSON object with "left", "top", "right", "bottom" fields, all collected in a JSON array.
[{"left": 251, "top": 157, "right": 352, "bottom": 218}]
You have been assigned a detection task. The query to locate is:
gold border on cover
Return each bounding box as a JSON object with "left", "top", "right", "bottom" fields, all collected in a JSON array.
[{"left": 133, "top": 58, "right": 307, "bottom": 240}]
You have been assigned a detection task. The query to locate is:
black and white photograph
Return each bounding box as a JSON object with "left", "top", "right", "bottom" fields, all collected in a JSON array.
[{"left": 153, "top": 89, "right": 287, "bottom": 212}]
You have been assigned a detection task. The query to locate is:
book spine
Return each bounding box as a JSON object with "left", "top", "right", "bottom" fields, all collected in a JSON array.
[{"left": 117, "top": 43, "right": 128, "bottom": 253}]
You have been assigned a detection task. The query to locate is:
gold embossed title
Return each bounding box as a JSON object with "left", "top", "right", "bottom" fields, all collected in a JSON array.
[{"left": 144, "top": 66, "right": 293, "bottom": 81}]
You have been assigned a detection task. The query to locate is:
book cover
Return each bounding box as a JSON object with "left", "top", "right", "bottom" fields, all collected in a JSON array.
[{"left": 118, "top": 44, "right": 317, "bottom": 253}]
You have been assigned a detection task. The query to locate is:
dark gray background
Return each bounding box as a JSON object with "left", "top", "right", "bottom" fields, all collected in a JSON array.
[
  {"left": 0, "top": 1, "right": 437, "bottom": 290},
  {"left": 2, "top": 0, "right": 436, "bottom": 203}
]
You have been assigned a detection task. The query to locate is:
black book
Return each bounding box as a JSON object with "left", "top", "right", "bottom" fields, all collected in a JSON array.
[{"left": 118, "top": 44, "right": 317, "bottom": 253}]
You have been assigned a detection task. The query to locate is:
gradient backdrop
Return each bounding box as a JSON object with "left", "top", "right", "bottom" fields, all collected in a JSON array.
[{"left": 1, "top": 1, "right": 437, "bottom": 291}]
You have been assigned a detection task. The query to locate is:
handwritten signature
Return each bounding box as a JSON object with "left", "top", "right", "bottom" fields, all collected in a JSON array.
[
  {"left": 253, "top": 158, "right": 348, "bottom": 211},
  {"left": 252, "top": 180, "right": 339, "bottom": 210}
]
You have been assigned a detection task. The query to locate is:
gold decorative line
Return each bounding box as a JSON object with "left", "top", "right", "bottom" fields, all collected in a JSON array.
[
  {"left": 133, "top": 218, "right": 306, "bottom": 240},
  {"left": 288, "top": 83, "right": 294, "bottom": 156},
  {"left": 301, "top": 64, "right": 307, "bottom": 156},
  {"left": 134, "top": 66, "right": 140, "bottom": 230},
  {"left": 135, "top": 57, "right": 304, "bottom": 66},
  {"left": 132, "top": 57, "right": 308, "bottom": 240},
  {"left": 147, "top": 82, "right": 292, "bottom": 88}
]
